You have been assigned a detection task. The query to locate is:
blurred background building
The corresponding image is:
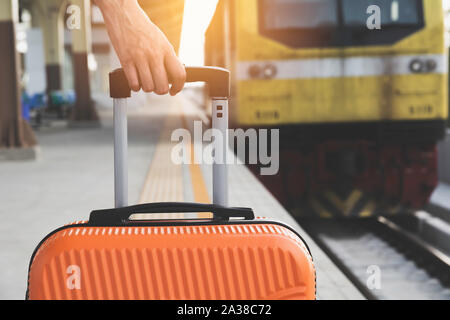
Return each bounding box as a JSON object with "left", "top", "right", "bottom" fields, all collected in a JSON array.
[{"left": 0, "top": 0, "right": 217, "bottom": 161}]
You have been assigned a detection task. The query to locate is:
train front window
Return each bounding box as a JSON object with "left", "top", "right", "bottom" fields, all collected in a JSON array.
[
  {"left": 259, "top": 0, "right": 340, "bottom": 48},
  {"left": 262, "top": 0, "right": 338, "bottom": 29},
  {"left": 342, "top": 0, "right": 421, "bottom": 27},
  {"left": 258, "top": 0, "right": 425, "bottom": 48}
]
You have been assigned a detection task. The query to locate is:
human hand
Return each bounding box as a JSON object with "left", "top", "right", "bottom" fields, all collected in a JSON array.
[{"left": 95, "top": 0, "right": 186, "bottom": 95}]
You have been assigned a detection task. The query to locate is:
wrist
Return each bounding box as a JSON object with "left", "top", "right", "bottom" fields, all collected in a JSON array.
[{"left": 94, "top": 0, "right": 140, "bottom": 13}]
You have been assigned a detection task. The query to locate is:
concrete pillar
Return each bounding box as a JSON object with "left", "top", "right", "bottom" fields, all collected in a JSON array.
[
  {"left": 43, "top": 4, "right": 64, "bottom": 94},
  {"left": 0, "top": 0, "right": 37, "bottom": 160},
  {"left": 69, "top": 0, "right": 99, "bottom": 125},
  {"left": 35, "top": 0, "right": 65, "bottom": 106}
]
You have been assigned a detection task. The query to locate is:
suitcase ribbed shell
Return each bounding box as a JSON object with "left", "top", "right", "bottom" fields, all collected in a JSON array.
[{"left": 28, "top": 223, "right": 315, "bottom": 300}]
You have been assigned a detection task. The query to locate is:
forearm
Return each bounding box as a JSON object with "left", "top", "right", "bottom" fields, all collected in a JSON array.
[
  {"left": 94, "top": 0, "right": 144, "bottom": 26},
  {"left": 94, "top": 0, "right": 140, "bottom": 13},
  {"left": 94, "top": 0, "right": 151, "bottom": 61},
  {"left": 92, "top": 0, "right": 186, "bottom": 95}
]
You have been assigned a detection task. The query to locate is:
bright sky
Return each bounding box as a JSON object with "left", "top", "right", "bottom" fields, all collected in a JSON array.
[{"left": 179, "top": 0, "right": 219, "bottom": 66}]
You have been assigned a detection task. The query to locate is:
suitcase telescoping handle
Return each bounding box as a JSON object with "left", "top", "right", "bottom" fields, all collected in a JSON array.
[
  {"left": 89, "top": 203, "right": 254, "bottom": 226},
  {"left": 96, "top": 66, "right": 250, "bottom": 223}
]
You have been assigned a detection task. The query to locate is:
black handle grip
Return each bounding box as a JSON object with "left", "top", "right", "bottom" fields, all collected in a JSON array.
[
  {"left": 110, "top": 66, "right": 230, "bottom": 99},
  {"left": 89, "top": 202, "right": 255, "bottom": 226}
]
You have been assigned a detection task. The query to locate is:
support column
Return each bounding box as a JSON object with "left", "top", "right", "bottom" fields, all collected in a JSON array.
[
  {"left": 35, "top": 0, "right": 65, "bottom": 110},
  {"left": 0, "top": 0, "right": 37, "bottom": 160},
  {"left": 43, "top": 2, "right": 64, "bottom": 93},
  {"left": 70, "top": 0, "right": 99, "bottom": 125}
]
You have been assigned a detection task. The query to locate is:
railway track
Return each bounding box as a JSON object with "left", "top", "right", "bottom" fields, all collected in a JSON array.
[{"left": 299, "top": 215, "right": 450, "bottom": 300}]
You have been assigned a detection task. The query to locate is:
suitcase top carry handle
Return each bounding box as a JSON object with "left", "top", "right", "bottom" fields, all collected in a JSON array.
[
  {"left": 88, "top": 202, "right": 255, "bottom": 226},
  {"left": 109, "top": 66, "right": 230, "bottom": 99}
]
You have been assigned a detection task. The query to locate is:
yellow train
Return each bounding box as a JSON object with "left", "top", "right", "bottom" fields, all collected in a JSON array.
[{"left": 205, "top": 0, "right": 448, "bottom": 217}]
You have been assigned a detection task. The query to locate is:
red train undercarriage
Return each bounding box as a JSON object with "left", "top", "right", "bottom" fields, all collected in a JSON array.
[{"left": 250, "top": 141, "right": 438, "bottom": 215}]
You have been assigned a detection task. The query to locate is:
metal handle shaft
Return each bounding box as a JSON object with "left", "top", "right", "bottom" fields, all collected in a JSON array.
[
  {"left": 114, "top": 98, "right": 128, "bottom": 208},
  {"left": 212, "top": 99, "right": 228, "bottom": 206}
]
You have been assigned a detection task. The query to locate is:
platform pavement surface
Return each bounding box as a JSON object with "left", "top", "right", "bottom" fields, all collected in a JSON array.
[
  {"left": 0, "top": 92, "right": 364, "bottom": 300},
  {"left": 0, "top": 93, "right": 163, "bottom": 299}
]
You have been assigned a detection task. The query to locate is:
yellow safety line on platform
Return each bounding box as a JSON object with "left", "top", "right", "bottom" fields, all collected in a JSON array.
[
  {"left": 138, "top": 99, "right": 211, "bottom": 220},
  {"left": 182, "top": 115, "right": 212, "bottom": 219},
  {"left": 138, "top": 109, "right": 184, "bottom": 219}
]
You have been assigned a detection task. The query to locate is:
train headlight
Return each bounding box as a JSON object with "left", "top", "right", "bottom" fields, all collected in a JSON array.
[
  {"left": 262, "top": 64, "right": 277, "bottom": 79},
  {"left": 248, "top": 65, "right": 262, "bottom": 79},
  {"left": 248, "top": 64, "right": 277, "bottom": 79},
  {"left": 426, "top": 59, "right": 437, "bottom": 72},
  {"left": 409, "top": 59, "right": 424, "bottom": 73}
]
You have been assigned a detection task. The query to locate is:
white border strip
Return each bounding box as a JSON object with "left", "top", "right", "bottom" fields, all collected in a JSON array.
[{"left": 237, "top": 54, "right": 447, "bottom": 80}]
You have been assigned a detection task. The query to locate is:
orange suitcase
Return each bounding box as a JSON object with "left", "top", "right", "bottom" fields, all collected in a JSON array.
[{"left": 27, "top": 67, "right": 316, "bottom": 300}]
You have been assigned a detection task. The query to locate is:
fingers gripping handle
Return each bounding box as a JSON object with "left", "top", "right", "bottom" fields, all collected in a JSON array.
[
  {"left": 109, "top": 67, "right": 230, "bottom": 98},
  {"left": 109, "top": 66, "right": 231, "bottom": 208}
]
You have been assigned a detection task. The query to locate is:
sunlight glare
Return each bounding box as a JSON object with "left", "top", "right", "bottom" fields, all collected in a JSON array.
[{"left": 179, "top": 0, "right": 219, "bottom": 66}]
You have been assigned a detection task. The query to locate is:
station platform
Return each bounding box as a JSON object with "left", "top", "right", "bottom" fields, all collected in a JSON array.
[{"left": 0, "top": 92, "right": 364, "bottom": 300}]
